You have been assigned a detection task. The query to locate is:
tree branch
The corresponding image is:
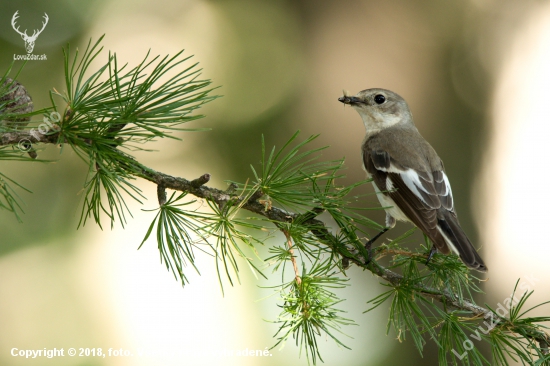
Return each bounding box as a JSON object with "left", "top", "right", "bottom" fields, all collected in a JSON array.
[
  {"left": 137, "top": 164, "right": 550, "bottom": 352},
  {"left": 0, "top": 129, "right": 59, "bottom": 146},
  {"left": 2, "top": 131, "right": 549, "bottom": 354}
]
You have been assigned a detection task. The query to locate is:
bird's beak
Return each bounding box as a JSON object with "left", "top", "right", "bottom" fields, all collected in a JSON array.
[{"left": 338, "top": 95, "right": 362, "bottom": 105}]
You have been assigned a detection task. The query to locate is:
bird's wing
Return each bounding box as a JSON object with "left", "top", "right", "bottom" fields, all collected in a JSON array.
[{"left": 364, "top": 148, "right": 454, "bottom": 253}]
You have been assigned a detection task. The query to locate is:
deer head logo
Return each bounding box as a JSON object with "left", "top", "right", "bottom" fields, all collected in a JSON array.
[{"left": 11, "top": 11, "right": 49, "bottom": 54}]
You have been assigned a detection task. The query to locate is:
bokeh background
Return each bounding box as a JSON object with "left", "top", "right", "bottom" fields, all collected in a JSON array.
[{"left": 1, "top": 0, "right": 550, "bottom": 365}]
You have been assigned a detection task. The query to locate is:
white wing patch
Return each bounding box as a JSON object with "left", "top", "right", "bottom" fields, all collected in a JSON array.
[
  {"left": 377, "top": 162, "right": 454, "bottom": 209},
  {"left": 442, "top": 172, "right": 453, "bottom": 202},
  {"left": 400, "top": 169, "right": 431, "bottom": 205}
]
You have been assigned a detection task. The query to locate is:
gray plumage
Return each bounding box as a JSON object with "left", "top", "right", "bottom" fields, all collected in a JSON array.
[{"left": 339, "top": 88, "right": 487, "bottom": 272}]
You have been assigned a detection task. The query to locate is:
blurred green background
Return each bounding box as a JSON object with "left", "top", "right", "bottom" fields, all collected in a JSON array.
[{"left": 1, "top": 0, "right": 550, "bottom": 365}]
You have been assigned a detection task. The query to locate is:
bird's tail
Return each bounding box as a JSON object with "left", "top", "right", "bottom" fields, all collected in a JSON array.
[{"left": 436, "top": 212, "right": 488, "bottom": 272}]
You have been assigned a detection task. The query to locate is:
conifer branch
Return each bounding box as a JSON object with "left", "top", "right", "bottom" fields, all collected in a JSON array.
[
  {"left": 134, "top": 162, "right": 550, "bottom": 353},
  {"left": 2, "top": 126, "right": 547, "bottom": 352}
]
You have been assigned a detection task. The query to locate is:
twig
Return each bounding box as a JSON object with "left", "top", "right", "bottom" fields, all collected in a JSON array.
[
  {"left": 283, "top": 230, "right": 301, "bottom": 286},
  {"left": 190, "top": 173, "right": 211, "bottom": 188},
  {"left": 375, "top": 248, "right": 426, "bottom": 260},
  {"left": 157, "top": 184, "right": 167, "bottom": 206}
]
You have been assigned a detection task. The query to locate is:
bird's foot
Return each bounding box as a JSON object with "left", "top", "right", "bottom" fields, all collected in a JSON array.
[
  {"left": 426, "top": 245, "right": 437, "bottom": 266},
  {"left": 363, "top": 227, "right": 390, "bottom": 265}
]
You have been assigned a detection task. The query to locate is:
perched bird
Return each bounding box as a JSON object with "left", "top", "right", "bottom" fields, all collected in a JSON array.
[{"left": 338, "top": 88, "right": 487, "bottom": 272}]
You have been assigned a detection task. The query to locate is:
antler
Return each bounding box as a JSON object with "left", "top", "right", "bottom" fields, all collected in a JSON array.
[
  {"left": 11, "top": 11, "right": 27, "bottom": 37},
  {"left": 30, "top": 13, "right": 49, "bottom": 38}
]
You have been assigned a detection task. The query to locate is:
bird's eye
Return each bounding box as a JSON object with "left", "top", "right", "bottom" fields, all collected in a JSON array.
[{"left": 374, "top": 94, "right": 386, "bottom": 104}]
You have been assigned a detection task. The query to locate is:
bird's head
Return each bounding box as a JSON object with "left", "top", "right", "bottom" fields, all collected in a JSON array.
[{"left": 338, "top": 88, "right": 414, "bottom": 131}]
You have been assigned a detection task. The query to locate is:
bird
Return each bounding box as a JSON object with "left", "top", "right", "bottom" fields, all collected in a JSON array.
[{"left": 338, "top": 88, "right": 487, "bottom": 272}]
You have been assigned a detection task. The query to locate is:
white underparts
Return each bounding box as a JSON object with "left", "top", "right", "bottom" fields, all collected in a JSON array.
[{"left": 371, "top": 182, "right": 410, "bottom": 226}]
